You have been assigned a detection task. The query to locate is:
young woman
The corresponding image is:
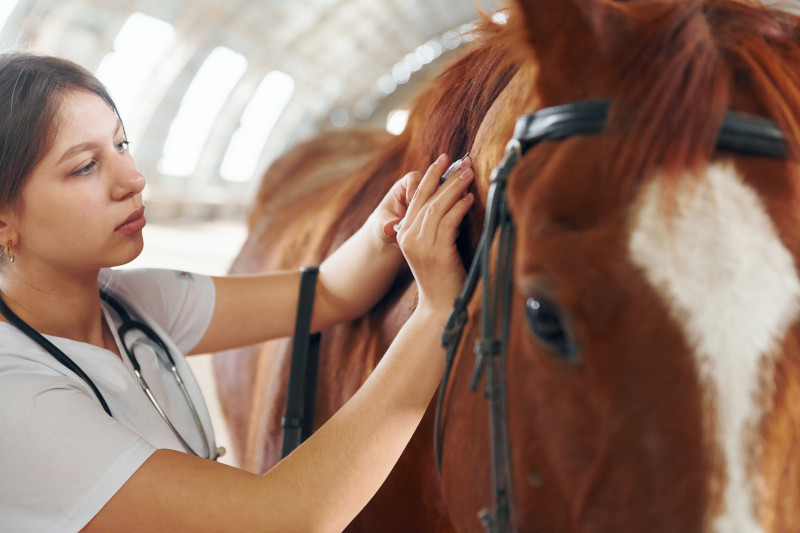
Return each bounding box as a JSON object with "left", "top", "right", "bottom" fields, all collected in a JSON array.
[{"left": 0, "top": 52, "right": 475, "bottom": 532}]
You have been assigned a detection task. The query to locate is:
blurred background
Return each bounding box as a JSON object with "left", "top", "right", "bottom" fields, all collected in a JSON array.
[
  {"left": 0, "top": 0, "right": 503, "bottom": 465},
  {"left": 0, "top": 0, "right": 501, "bottom": 222}
]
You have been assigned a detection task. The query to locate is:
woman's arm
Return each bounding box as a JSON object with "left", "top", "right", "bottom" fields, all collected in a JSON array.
[
  {"left": 84, "top": 155, "right": 475, "bottom": 532},
  {"left": 192, "top": 223, "right": 401, "bottom": 355},
  {"left": 191, "top": 154, "right": 472, "bottom": 354},
  {"left": 85, "top": 305, "right": 449, "bottom": 533}
]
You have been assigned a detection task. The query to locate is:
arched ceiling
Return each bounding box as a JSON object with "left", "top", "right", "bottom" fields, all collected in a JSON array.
[{"left": 1, "top": 0, "right": 503, "bottom": 220}]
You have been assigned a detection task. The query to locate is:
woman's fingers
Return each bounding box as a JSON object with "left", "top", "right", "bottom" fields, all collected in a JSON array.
[
  {"left": 402, "top": 154, "right": 473, "bottom": 228},
  {"left": 404, "top": 169, "right": 424, "bottom": 207},
  {"left": 399, "top": 154, "right": 450, "bottom": 232},
  {"left": 435, "top": 190, "right": 475, "bottom": 245},
  {"left": 378, "top": 163, "right": 437, "bottom": 242},
  {"left": 394, "top": 153, "right": 476, "bottom": 311},
  {"left": 412, "top": 163, "right": 474, "bottom": 244}
]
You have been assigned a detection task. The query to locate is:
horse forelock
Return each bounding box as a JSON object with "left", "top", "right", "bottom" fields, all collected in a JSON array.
[{"left": 607, "top": 0, "right": 800, "bottom": 191}]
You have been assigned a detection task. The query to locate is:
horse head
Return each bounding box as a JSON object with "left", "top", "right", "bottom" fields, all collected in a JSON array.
[{"left": 437, "top": 1, "right": 800, "bottom": 531}]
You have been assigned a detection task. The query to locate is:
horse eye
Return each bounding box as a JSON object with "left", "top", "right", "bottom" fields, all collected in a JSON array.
[{"left": 525, "top": 296, "right": 577, "bottom": 362}]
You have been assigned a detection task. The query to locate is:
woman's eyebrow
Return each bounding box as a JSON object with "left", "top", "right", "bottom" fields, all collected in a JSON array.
[{"left": 57, "top": 120, "right": 124, "bottom": 165}]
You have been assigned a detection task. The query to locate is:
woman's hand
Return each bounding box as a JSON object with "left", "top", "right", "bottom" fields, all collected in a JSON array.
[
  {"left": 370, "top": 166, "right": 424, "bottom": 245},
  {"left": 396, "top": 154, "right": 474, "bottom": 313}
]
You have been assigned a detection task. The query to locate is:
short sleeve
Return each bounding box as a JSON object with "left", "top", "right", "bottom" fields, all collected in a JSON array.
[
  {"left": 99, "top": 268, "right": 216, "bottom": 354},
  {"left": 0, "top": 357, "right": 156, "bottom": 532}
]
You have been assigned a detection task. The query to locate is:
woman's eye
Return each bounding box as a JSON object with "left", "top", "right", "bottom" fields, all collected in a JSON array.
[
  {"left": 525, "top": 296, "right": 578, "bottom": 363},
  {"left": 116, "top": 140, "right": 130, "bottom": 153},
  {"left": 72, "top": 161, "right": 97, "bottom": 177}
]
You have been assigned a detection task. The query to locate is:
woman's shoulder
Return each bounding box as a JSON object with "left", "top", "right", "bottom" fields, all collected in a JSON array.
[
  {"left": 99, "top": 268, "right": 216, "bottom": 352},
  {"left": 100, "top": 268, "right": 212, "bottom": 311},
  {"left": 99, "top": 267, "right": 203, "bottom": 294}
]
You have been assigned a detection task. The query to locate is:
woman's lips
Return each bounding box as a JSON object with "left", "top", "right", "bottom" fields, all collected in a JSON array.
[{"left": 115, "top": 207, "right": 146, "bottom": 234}]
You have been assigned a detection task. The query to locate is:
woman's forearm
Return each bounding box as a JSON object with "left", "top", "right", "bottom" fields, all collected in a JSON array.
[
  {"left": 194, "top": 220, "right": 404, "bottom": 354},
  {"left": 314, "top": 219, "right": 404, "bottom": 330}
]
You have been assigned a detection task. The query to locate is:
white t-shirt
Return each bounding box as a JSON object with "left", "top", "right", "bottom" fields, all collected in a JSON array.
[{"left": 0, "top": 268, "right": 217, "bottom": 532}]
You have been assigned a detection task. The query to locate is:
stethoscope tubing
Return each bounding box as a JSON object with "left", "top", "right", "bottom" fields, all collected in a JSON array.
[
  {"left": 0, "top": 289, "right": 218, "bottom": 460},
  {"left": 101, "top": 290, "right": 217, "bottom": 460}
]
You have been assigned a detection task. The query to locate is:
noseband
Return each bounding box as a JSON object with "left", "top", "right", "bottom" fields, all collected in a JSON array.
[{"left": 435, "top": 99, "right": 788, "bottom": 532}]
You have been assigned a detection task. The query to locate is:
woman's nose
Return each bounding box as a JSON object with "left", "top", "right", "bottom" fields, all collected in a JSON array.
[{"left": 112, "top": 155, "right": 146, "bottom": 201}]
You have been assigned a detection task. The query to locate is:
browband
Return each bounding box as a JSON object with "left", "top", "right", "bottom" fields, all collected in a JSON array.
[{"left": 511, "top": 99, "right": 788, "bottom": 158}]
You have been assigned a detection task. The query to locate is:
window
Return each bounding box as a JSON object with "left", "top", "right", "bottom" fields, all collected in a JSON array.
[
  {"left": 159, "top": 47, "right": 247, "bottom": 176},
  {"left": 95, "top": 12, "right": 175, "bottom": 126},
  {"left": 220, "top": 70, "right": 294, "bottom": 183},
  {"left": 0, "top": 0, "right": 19, "bottom": 36}
]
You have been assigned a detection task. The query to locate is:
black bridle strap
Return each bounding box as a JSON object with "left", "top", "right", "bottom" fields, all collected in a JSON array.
[
  {"left": 513, "top": 99, "right": 609, "bottom": 149},
  {"left": 435, "top": 99, "right": 789, "bottom": 533},
  {"left": 717, "top": 110, "right": 787, "bottom": 157},
  {"left": 281, "top": 265, "right": 322, "bottom": 458}
]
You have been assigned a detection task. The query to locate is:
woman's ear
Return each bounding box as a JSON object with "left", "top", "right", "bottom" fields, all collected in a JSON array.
[{"left": 0, "top": 212, "right": 19, "bottom": 250}]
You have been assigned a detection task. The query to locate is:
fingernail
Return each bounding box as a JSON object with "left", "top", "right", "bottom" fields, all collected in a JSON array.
[
  {"left": 459, "top": 168, "right": 473, "bottom": 180},
  {"left": 436, "top": 154, "right": 447, "bottom": 165}
]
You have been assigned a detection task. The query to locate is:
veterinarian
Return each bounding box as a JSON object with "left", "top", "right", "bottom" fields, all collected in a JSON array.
[{"left": 0, "top": 51, "right": 475, "bottom": 532}]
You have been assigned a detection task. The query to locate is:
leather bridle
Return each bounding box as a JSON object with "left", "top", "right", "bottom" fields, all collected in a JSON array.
[{"left": 435, "top": 99, "right": 789, "bottom": 532}]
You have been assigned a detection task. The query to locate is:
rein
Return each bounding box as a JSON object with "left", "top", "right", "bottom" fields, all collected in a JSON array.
[{"left": 435, "top": 99, "right": 788, "bottom": 532}]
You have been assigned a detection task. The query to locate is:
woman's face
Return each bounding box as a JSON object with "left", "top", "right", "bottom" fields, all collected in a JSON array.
[{"left": 10, "top": 89, "right": 146, "bottom": 274}]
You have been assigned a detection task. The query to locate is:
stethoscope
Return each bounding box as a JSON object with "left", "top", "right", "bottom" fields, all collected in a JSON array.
[{"left": 0, "top": 290, "right": 222, "bottom": 460}]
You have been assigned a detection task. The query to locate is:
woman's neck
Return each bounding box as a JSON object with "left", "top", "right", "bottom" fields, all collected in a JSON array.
[{"left": 0, "top": 265, "right": 107, "bottom": 347}]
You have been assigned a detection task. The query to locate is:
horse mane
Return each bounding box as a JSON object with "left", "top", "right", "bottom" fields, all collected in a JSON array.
[
  {"left": 398, "top": 14, "right": 520, "bottom": 170},
  {"left": 328, "top": 14, "right": 520, "bottom": 250},
  {"left": 607, "top": 0, "right": 800, "bottom": 189}
]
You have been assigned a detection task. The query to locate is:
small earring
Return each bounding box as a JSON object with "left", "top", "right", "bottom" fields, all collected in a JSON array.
[{"left": 6, "top": 240, "right": 14, "bottom": 263}]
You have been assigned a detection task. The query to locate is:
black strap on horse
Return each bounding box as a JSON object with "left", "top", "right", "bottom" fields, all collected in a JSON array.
[
  {"left": 435, "top": 99, "right": 788, "bottom": 533},
  {"left": 281, "top": 265, "right": 322, "bottom": 458}
]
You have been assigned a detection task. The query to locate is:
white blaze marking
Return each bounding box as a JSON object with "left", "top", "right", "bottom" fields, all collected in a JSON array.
[{"left": 628, "top": 162, "right": 800, "bottom": 532}]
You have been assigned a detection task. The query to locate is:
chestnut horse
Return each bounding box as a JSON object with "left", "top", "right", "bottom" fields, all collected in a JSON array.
[{"left": 213, "top": 0, "right": 800, "bottom": 531}]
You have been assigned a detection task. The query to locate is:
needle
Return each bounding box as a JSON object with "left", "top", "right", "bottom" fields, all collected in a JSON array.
[
  {"left": 393, "top": 152, "right": 470, "bottom": 233},
  {"left": 439, "top": 151, "right": 470, "bottom": 183}
]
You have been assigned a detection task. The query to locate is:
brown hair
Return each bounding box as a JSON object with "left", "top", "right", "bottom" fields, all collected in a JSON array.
[{"left": 0, "top": 52, "right": 121, "bottom": 210}]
